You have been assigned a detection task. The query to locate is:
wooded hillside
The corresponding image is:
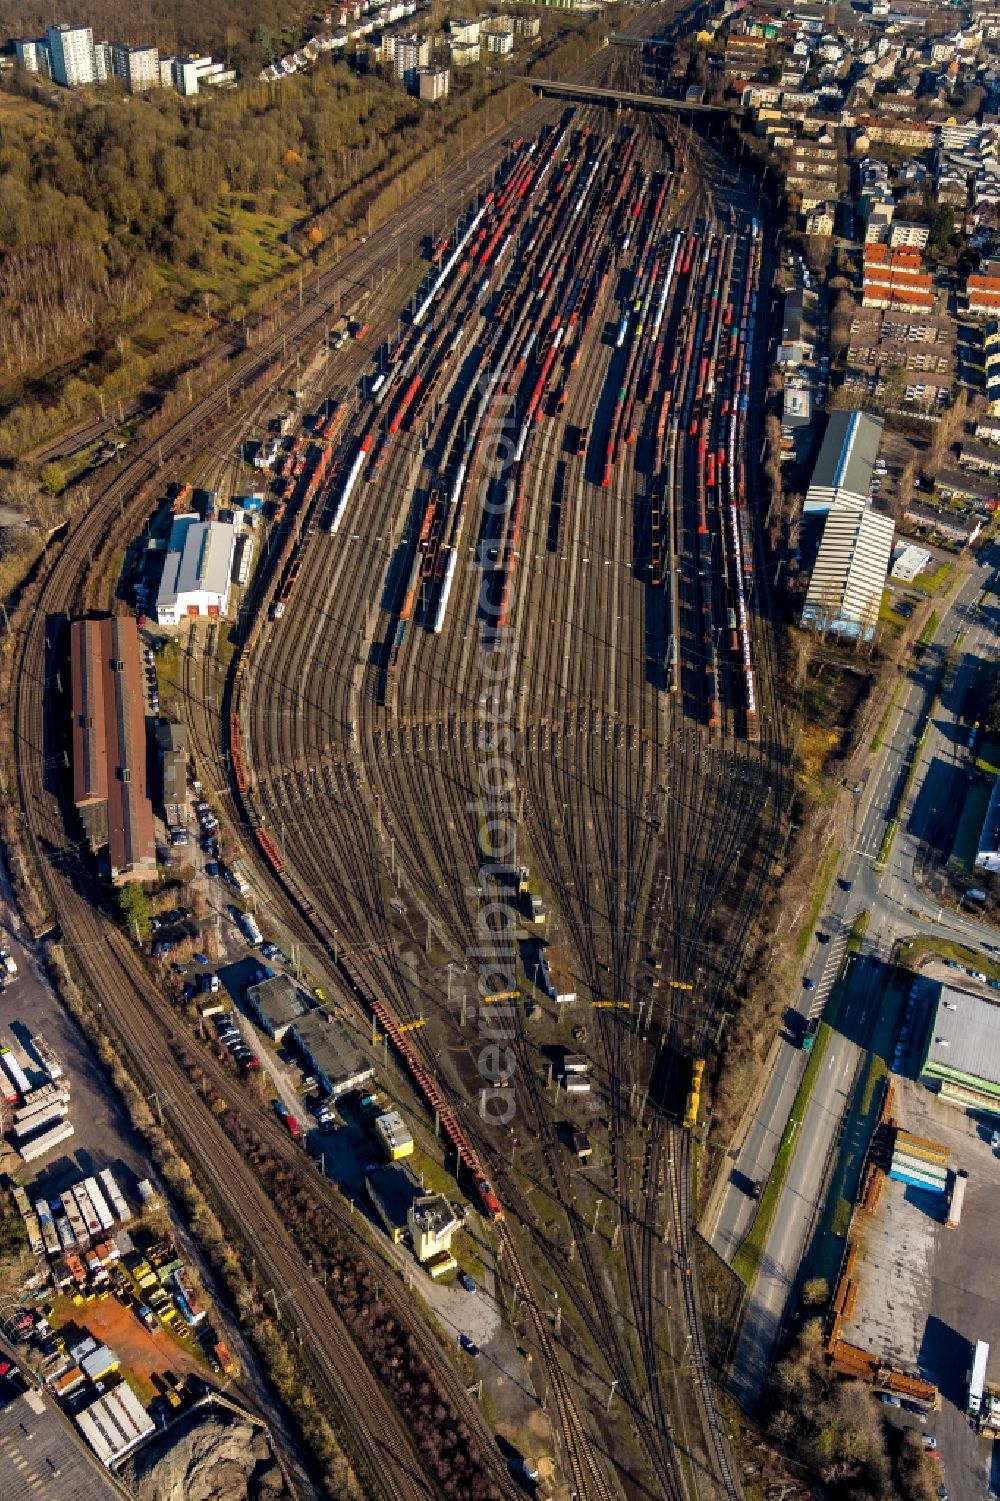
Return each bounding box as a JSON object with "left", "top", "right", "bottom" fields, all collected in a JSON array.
[
  {"left": 0, "top": 13, "right": 605, "bottom": 465},
  {"left": 3, "top": 0, "right": 304, "bottom": 60}
]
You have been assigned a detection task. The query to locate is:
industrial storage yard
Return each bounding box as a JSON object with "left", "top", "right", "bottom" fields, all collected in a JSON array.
[{"left": 831, "top": 1073, "right": 1000, "bottom": 1501}]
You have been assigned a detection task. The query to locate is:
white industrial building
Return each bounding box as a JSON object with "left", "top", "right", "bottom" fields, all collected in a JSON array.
[
  {"left": 802, "top": 504, "right": 895, "bottom": 640},
  {"left": 154, "top": 515, "right": 236, "bottom": 625},
  {"left": 76, "top": 1384, "right": 155, "bottom": 1467},
  {"left": 975, "top": 778, "right": 1000, "bottom": 874},
  {"left": 891, "top": 542, "right": 931, "bottom": 581}
]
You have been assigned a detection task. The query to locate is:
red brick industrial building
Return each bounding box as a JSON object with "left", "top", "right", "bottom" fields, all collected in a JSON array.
[{"left": 70, "top": 615, "right": 156, "bottom": 883}]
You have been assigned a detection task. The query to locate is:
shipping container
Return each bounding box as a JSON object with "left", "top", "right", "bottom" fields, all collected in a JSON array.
[
  {"left": 14, "top": 1083, "right": 69, "bottom": 1126},
  {"left": 72, "top": 1184, "right": 103, "bottom": 1241},
  {"left": 891, "top": 1151, "right": 947, "bottom": 1182},
  {"left": 31, "top": 1036, "right": 63, "bottom": 1081},
  {"left": 0, "top": 1047, "right": 29, "bottom": 1099},
  {"left": 18, "top": 1119, "right": 74, "bottom": 1163},
  {"left": 60, "top": 1191, "right": 89, "bottom": 1248},
  {"left": 23, "top": 1213, "right": 44, "bottom": 1258},
  {"left": 239, "top": 912, "right": 263, "bottom": 946},
  {"left": 83, "top": 1177, "right": 115, "bottom": 1234},
  {"left": 13, "top": 1102, "right": 69, "bottom": 1138},
  {"left": 888, "top": 1165, "right": 946, "bottom": 1194},
  {"left": 99, "top": 1168, "right": 131, "bottom": 1224}
]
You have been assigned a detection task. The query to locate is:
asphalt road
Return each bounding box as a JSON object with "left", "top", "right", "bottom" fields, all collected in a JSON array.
[{"left": 715, "top": 543, "right": 998, "bottom": 1405}]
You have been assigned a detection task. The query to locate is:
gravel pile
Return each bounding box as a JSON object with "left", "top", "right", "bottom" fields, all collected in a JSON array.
[{"left": 123, "top": 1406, "right": 290, "bottom": 1501}]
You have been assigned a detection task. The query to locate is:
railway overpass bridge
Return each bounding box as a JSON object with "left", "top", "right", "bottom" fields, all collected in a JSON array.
[
  {"left": 523, "top": 76, "right": 733, "bottom": 115},
  {"left": 606, "top": 32, "right": 673, "bottom": 46}
]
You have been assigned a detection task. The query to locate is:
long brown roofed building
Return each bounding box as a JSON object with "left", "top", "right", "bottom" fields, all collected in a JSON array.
[{"left": 70, "top": 615, "right": 156, "bottom": 883}]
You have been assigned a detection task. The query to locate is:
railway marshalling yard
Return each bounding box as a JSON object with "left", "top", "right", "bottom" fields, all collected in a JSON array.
[{"left": 13, "top": 77, "right": 786, "bottom": 1501}]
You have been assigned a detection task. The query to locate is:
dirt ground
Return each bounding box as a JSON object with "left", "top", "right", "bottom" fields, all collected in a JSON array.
[
  {"left": 50, "top": 1293, "right": 209, "bottom": 1404},
  {"left": 123, "top": 1403, "right": 291, "bottom": 1501}
]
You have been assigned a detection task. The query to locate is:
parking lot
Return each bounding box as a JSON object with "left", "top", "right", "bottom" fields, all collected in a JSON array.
[{"left": 843, "top": 1076, "right": 1000, "bottom": 1501}]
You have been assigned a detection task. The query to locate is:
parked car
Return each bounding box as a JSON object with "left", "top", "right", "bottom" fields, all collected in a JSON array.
[
  {"left": 262, "top": 942, "right": 281, "bottom": 960},
  {"left": 459, "top": 1273, "right": 476, "bottom": 1294},
  {"left": 458, "top": 1334, "right": 479, "bottom": 1356},
  {"left": 803, "top": 976, "right": 816, "bottom": 991},
  {"left": 282, "top": 1109, "right": 301, "bottom": 1139}
]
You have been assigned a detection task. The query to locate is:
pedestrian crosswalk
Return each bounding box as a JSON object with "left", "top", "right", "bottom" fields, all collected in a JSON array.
[{"left": 806, "top": 927, "right": 848, "bottom": 1020}]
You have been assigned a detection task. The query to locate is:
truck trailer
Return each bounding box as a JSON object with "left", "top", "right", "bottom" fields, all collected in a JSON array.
[
  {"left": 31, "top": 1036, "right": 63, "bottom": 1081},
  {"left": 0, "top": 1047, "right": 31, "bottom": 1098},
  {"left": 14, "top": 1083, "right": 69, "bottom": 1126},
  {"left": 970, "top": 1340, "right": 989, "bottom": 1417},
  {"left": 83, "top": 1176, "right": 115, "bottom": 1233},
  {"left": 13, "top": 1102, "right": 69, "bottom": 1139},
  {"left": 99, "top": 1168, "right": 131, "bottom": 1223},
  {"left": 18, "top": 1119, "right": 74, "bottom": 1164}
]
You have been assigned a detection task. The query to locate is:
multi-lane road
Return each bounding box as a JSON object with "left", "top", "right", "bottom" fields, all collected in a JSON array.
[{"left": 709, "top": 544, "right": 998, "bottom": 1403}]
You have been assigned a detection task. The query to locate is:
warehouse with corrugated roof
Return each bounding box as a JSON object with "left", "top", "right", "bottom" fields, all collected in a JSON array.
[
  {"left": 801, "top": 504, "right": 895, "bottom": 641},
  {"left": 919, "top": 983, "right": 1000, "bottom": 1113},
  {"left": 0, "top": 1387, "right": 124, "bottom": 1499},
  {"left": 803, "top": 411, "right": 885, "bottom": 516},
  {"left": 154, "top": 514, "right": 236, "bottom": 625},
  {"left": 70, "top": 615, "right": 156, "bottom": 883}
]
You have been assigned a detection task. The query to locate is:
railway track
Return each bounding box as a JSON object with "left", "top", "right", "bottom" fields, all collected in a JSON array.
[
  {"left": 224, "top": 101, "right": 776, "bottom": 1501},
  {"left": 8, "top": 15, "right": 783, "bottom": 1501},
  {"left": 7, "top": 100, "right": 606, "bottom": 1501}
]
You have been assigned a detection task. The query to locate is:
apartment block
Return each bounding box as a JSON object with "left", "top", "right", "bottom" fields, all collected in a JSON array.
[{"left": 46, "top": 23, "right": 96, "bottom": 86}]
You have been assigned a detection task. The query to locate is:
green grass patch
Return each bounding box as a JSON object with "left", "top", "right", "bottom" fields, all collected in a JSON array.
[
  {"left": 896, "top": 935, "right": 1000, "bottom": 981},
  {"left": 951, "top": 779, "right": 994, "bottom": 870},
  {"left": 870, "top": 690, "right": 899, "bottom": 753},
  {"left": 411, "top": 1149, "right": 465, "bottom": 1206},
  {"left": 910, "top": 562, "right": 953, "bottom": 597},
  {"left": 846, "top": 910, "right": 870, "bottom": 957},
  {"left": 732, "top": 1023, "right": 831, "bottom": 1287},
  {"left": 216, "top": 626, "right": 238, "bottom": 673},
  {"left": 914, "top": 610, "right": 939, "bottom": 654},
  {"left": 831, "top": 1195, "right": 853, "bottom": 1238},
  {"left": 153, "top": 638, "right": 182, "bottom": 702},
  {"left": 859, "top": 1052, "right": 888, "bottom": 1116},
  {"left": 795, "top": 847, "right": 839, "bottom": 959},
  {"left": 876, "top": 818, "right": 898, "bottom": 866},
  {"left": 880, "top": 589, "right": 908, "bottom": 621}
]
